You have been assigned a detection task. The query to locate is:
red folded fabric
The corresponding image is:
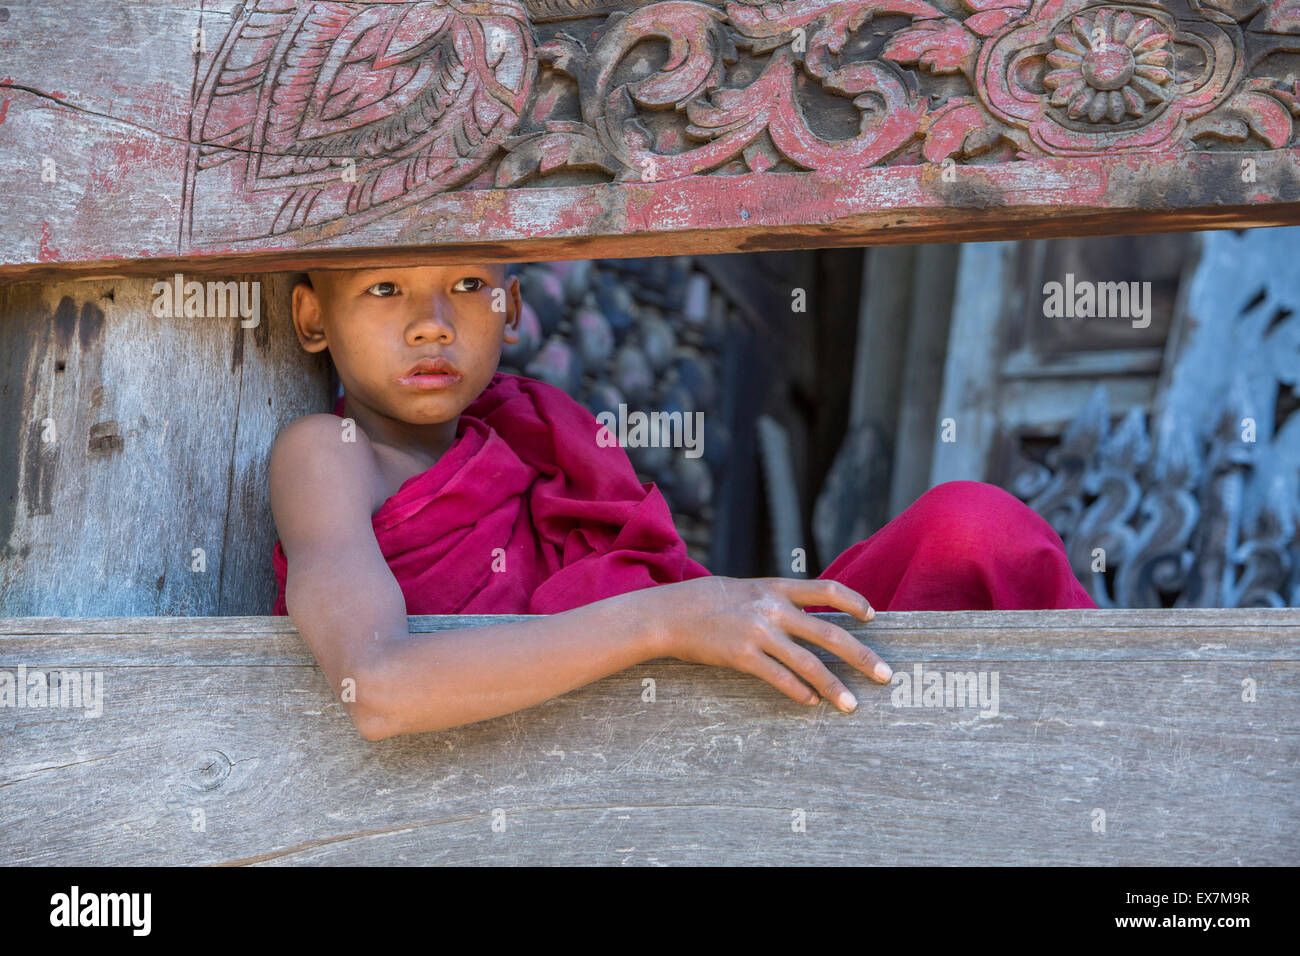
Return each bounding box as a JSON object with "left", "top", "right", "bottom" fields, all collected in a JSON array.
[
  {"left": 272, "top": 372, "right": 1096, "bottom": 615},
  {"left": 805, "top": 480, "right": 1097, "bottom": 612},
  {"left": 272, "top": 371, "right": 712, "bottom": 615}
]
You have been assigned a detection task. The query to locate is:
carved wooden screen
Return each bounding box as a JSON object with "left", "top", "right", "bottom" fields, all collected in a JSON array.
[
  {"left": 3, "top": 0, "right": 1300, "bottom": 278},
  {"left": 1009, "top": 226, "right": 1300, "bottom": 608}
]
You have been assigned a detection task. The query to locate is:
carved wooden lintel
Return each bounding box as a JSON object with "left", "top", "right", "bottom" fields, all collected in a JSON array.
[{"left": 2, "top": 0, "right": 1300, "bottom": 277}]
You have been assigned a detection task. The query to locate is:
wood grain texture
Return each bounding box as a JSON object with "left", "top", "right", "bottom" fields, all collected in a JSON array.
[
  {"left": 2, "top": 1, "right": 1300, "bottom": 278},
  {"left": 0, "top": 276, "right": 333, "bottom": 616},
  {"left": 2, "top": 609, "right": 1296, "bottom": 865}
]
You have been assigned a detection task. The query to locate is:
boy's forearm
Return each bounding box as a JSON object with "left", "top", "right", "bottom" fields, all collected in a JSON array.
[{"left": 362, "top": 588, "right": 667, "bottom": 739}]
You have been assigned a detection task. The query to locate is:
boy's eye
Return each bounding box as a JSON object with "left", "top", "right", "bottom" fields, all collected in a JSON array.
[
  {"left": 366, "top": 282, "right": 398, "bottom": 297},
  {"left": 453, "top": 277, "right": 487, "bottom": 293}
]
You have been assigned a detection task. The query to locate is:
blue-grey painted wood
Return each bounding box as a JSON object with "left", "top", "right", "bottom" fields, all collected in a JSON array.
[
  {"left": 928, "top": 241, "right": 1017, "bottom": 488},
  {"left": 1011, "top": 227, "right": 1300, "bottom": 608}
]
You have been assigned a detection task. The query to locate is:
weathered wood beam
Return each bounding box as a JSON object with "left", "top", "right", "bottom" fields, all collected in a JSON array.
[
  {"left": 2, "top": 609, "right": 1296, "bottom": 865},
  {"left": 3, "top": 1, "right": 1300, "bottom": 279}
]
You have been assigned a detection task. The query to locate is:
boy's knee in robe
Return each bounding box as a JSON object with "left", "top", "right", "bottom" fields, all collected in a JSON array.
[{"left": 905, "top": 480, "right": 1057, "bottom": 561}]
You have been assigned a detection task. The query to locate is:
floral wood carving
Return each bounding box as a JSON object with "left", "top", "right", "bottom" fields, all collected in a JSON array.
[{"left": 184, "top": 0, "right": 1300, "bottom": 241}]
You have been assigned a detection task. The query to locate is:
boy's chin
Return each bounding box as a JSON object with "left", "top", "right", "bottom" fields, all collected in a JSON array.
[{"left": 393, "top": 393, "right": 472, "bottom": 422}]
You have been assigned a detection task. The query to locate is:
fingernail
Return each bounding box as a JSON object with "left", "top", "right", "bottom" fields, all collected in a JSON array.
[
  {"left": 874, "top": 661, "right": 893, "bottom": 682},
  {"left": 837, "top": 690, "right": 857, "bottom": 712}
]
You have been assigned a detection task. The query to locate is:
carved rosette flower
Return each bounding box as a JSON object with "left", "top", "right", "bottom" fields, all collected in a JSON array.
[
  {"left": 1043, "top": 9, "right": 1172, "bottom": 124},
  {"left": 976, "top": 0, "right": 1244, "bottom": 155}
]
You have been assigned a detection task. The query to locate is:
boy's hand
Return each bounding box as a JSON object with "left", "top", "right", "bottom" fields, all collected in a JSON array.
[{"left": 645, "top": 576, "right": 892, "bottom": 713}]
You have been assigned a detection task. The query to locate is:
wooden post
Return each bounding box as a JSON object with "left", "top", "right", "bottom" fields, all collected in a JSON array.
[
  {"left": 929, "top": 243, "right": 1018, "bottom": 486},
  {"left": 0, "top": 275, "right": 332, "bottom": 615},
  {"left": 888, "top": 243, "right": 960, "bottom": 519}
]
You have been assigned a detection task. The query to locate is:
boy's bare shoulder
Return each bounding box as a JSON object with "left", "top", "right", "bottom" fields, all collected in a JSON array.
[
  {"left": 270, "top": 414, "right": 384, "bottom": 525},
  {"left": 272, "top": 413, "right": 374, "bottom": 468},
  {"left": 274, "top": 412, "right": 370, "bottom": 449}
]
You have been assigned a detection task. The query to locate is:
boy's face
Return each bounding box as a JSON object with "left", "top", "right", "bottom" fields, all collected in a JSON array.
[{"left": 292, "top": 264, "right": 521, "bottom": 426}]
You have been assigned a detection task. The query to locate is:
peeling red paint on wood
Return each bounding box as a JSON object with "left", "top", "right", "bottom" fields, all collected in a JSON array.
[
  {"left": 37, "top": 222, "right": 60, "bottom": 263},
  {"left": 0, "top": 0, "right": 1298, "bottom": 277}
]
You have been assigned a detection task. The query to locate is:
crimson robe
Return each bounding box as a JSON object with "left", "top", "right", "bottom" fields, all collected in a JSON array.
[{"left": 272, "top": 372, "right": 1095, "bottom": 615}]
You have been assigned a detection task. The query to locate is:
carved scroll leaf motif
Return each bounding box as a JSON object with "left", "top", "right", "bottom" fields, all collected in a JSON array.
[
  {"left": 531, "top": 0, "right": 932, "bottom": 183},
  {"left": 1191, "top": 79, "right": 1298, "bottom": 148},
  {"left": 716, "top": 0, "right": 934, "bottom": 172},
  {"left": 185, "top": 0, "right": 1300, "bottom": 241},
  {"left": 1115, "top": 417, "right": 1199, "bottom": 608},
  {"left": 1068, "top": 405, "right": 1149, "bottom": 606},
  {"left": 881, "top": 16, "right": 980, "bottom": 75},
  {"left": 1161, "top": 231, "right": 1300, "bottom": 606},
  {"left": 919, "top": 98, "right": 993, "bottom": 161},
  {"left": 508, "top": 3, "right": 733, "bottom": 183},
  {"left": 1231, "top": 466, "right": 1297, "bottom": 606},
  {"left": 194, "top": 0, "right": 535, "bottom": 235},
  {"left": 1027, "top": 383, "right": 1111, "bottom": 541},
  {"left": 878, "top": 1, "right": 1024, "bottom": 161},
  {"left": 962, "top": 0, "right": 1035, "bottom": 37},
  {"left": 1016, "top": 387, "right": 1203, "bottom": 608},
  {"left": 1017, "top": 229, "right": 1300, "bottom": 609}
]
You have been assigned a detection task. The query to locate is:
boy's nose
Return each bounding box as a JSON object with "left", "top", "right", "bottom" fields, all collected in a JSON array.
[{"left": 406, "top": 306, "right": 455, "bottom": 343}]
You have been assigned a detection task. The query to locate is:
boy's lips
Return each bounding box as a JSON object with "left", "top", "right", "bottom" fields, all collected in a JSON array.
[{"left": 399, "top": 356, "right": 463, "bottom": 390}]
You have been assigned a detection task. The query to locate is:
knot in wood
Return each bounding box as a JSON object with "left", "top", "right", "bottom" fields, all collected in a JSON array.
[
  {"left": 88, "top": 420, "right": 123, "bottom": 455},
  {"left": 185, "top": 750, "right": 232, "bottom": 790}
]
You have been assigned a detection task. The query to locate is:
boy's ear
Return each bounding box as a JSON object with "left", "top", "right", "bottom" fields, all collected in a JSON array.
[
  {"left": 502, "top": 275, "right": 523, "bottom": 346},
  {"left": 291, "top": 278, "right": 330, "bottom": 354}
]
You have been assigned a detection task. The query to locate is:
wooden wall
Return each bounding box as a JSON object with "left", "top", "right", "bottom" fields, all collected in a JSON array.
[{"left": 0, "top": 275, "right": 332, "bottom": 616}]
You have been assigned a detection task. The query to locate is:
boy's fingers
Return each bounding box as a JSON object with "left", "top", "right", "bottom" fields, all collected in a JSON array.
[
  {"left": 773, "top": 577, "right": 874, "bottom": 620},
  {"left": 734, "top": 652, "right": 821, "bottom": 708},
  {"left": 777, "top": 606, "right": 894, "bottom": 685},
  {"left": 761, "top": 633, "right": 858, "bottom": 712}
]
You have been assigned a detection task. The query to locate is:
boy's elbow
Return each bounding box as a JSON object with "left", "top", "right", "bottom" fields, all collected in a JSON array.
[
  {"left": 343, "top": 647, "right": 401, "bottom": 742},
  {"left": 352, "top": 707, "right": 396, "bottom": 742}
]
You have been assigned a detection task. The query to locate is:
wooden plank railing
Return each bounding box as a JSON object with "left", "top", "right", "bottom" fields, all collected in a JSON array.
[
  {"left": 3, "top": 1, "right": 1300, "bottom": 279},
  {"left": 2, "top": 609, "right": 1297, "bottom": 865}
]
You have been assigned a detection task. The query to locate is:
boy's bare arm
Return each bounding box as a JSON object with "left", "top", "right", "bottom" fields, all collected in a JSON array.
[
  {"left": 369, "top": 574, "right": 892, "bottom": 740},
  {"left": 268, "top": 415, "right": 664, "bottom": 740},
  {"left": 271, "top": 418, "right": 893, "bottom": 741}
]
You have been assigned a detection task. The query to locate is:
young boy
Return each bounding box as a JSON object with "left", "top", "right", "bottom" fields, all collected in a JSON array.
[{"left": 269, "top": 264, "right": 1094, "bottom": 741}]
